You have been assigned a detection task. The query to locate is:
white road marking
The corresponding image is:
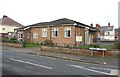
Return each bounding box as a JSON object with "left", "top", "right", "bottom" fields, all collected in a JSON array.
[
  {"left": 66, "top": 64, "right": 118, "bottom": 75},
  {"left": 9, "top": 58, "right": 53, "bottom": 70}
]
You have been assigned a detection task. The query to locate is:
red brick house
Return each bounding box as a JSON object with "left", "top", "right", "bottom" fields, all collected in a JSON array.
[{"left": 15, "top": 18, "right": 99, "bottom": 46}]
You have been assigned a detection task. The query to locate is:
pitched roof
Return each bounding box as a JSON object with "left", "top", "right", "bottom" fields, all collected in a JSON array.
[
  {"left": 0, "top": 15, "right": 24, "bottom": 27},
  {"left": 30, "top": 18, "right": 88, "bottom": 27},
  {"left": 100, "top": 26, "right": 114, "bottom": 31},
  {"left": 16, "top": 18, "right": 99, "bottom": 31}
]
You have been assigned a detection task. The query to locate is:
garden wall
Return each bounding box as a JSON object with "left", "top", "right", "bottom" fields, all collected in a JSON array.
[
  {"left": 40, "top": 46, "right": 119, "bottom": 57},
  {"left": 2, "top": 42, "right": 22, "bottom": 48}
]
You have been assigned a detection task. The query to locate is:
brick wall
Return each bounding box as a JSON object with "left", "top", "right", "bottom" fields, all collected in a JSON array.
[
  {"left": 24, "top": 25, "right": 86, "bottom": 46},
  {"left": 51, "top": 26, "right": 75, "bottom": 46}
]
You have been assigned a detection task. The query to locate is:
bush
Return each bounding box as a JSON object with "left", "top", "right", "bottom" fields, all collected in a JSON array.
[
  {"left": 2, "top": 38, "right": 10, "bottom": 42},
  {"left": 10, "top": 37, "right": 17, "bottom": 41},
  {"left": 10, "top": 40, "right": 19, "bottom": 43},
  {"left": 44, "top": 39, "right": 54, "bottom": 46},
  {"left": 114, "top": 41, "right": 120, "bottom": 49},
  {"left": 2, "top": 37, "right": 19, "bottom": 43},
  {"left": 89, "top": 44, "right": 99, "bottom": 48},
  {"left": 9, "top": 37, "right": 19, "bottom": 43}
]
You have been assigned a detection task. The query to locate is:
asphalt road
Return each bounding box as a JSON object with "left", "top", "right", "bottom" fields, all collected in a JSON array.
[{"left": 2, "top": 47, "right": 119, "bottom": 77}]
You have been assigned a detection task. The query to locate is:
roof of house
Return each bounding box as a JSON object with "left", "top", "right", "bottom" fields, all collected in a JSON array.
[
  {"left": 0, "top": 15, "right": 24, "bottom": 27},
  {"left": 16, "top": 18, "right": 99, "bottom": 31},
  {"left": 30, "top": 18, "right": 88, "bottom": 27},
  {"left": 100, "top": 26, "right": 114, "bottom": 31}
]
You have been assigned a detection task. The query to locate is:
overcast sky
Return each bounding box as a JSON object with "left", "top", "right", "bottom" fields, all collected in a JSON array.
[{"left": 0, "top": 0, "right": 119, "bottom": 28}]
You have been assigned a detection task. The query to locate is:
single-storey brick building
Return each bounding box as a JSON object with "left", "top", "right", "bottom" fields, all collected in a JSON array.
[{"left": 15, "top": 18, "right": 100, "bottom": 47}]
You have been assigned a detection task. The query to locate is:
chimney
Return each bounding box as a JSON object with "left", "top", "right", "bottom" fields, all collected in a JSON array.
[
  {"left": 3, "top": 15, "right": 7, "bottom": 18},
  {"left": 108, "top": 22, "right": 110, "bottom": 26},
  {"left": 96, "top": 24, "right": 100, "bottom": 28},
  {"left": 90, "top": 23, "right": 93, "bottom": 27}
]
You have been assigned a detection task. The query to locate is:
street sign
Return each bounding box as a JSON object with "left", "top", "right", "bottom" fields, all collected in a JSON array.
[{"left": 89, "top": 48, "right": 106, "bottom": 51}]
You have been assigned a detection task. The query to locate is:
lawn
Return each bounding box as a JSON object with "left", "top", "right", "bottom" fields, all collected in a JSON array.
[
  {"left": 25, "top": 43, "right": 40, "bottom": 47},
  {"left": 78, "top": 45, "right": 114, "bottom": 50}
]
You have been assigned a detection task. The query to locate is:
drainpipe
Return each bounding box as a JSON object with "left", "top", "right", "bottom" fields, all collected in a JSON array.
[
  {"left": 49, "top": 25, "right": 52, "bottom": 41},
  {"left": 75, "top": 26, "right": 77, "bottom": 48}
]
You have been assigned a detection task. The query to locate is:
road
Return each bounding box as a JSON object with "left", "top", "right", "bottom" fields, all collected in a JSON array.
[{"left": 1, "top": 47, "right": 119, "bottom": 77}]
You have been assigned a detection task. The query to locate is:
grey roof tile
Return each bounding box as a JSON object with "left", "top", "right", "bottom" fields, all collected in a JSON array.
[{"left": 100, "top": 26, "right": 113, "bottom": 31}]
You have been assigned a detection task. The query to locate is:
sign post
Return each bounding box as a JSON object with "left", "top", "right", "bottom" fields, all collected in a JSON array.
[{"left": 89, "top": 48, "right": 106, "bottom": 57}]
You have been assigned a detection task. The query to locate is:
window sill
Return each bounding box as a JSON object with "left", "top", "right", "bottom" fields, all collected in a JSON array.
[
  {"left": 42, "top": 37, "right": 47, "bottom": 38},
  {"left": 52, "top": 36, "right": 58, "bottom": 38},
  {"left": 64, "top": 37, "right": 71, "bottom": 38}
]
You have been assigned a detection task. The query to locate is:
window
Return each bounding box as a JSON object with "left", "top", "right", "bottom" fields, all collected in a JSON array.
[
  {"left": 3, "top": 28, "right": 5, "bottom": 30},
  {"left": 52, "top": 28, "right": 58, "bottom": 37},
  {"left": 27, "top": 33, "right": 30, "bottom": 39},
  {"left": 64, "top": 27, "right": 71, "bottom": 38},
  {"left": 42, "top": 28, "right": 47, "bottom": 37},
  {"left": 33, "top": 33, "right": 38, "bottom": 38},
  {"left": 18, "top": 34, "right": 23, "bottom": 38},
  {"left": 108, "top": 32, "right": 110, "bottom": 35},
  {"left": 106, "top": 32, "right": 110, "bottom": 35}
]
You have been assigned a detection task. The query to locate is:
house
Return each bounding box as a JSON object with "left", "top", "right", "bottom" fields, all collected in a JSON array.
[
  {"left": 96, "top": 23, "right": 115, "bottom": 45},
  {"left": 15, "top": 18, "right": 99, "bottom": 47},
  {"left": 0, "top": 15, "right": 24, "bottom": 38}
]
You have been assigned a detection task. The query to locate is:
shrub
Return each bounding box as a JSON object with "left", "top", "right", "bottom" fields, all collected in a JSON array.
[
  {"left": 114, "top": 41, "right": 120, "bottom": 49},
  {"left": 2, "top": 38, "right": 10, "bottom": 42},
  {"left": 2, "top": 37, "right": 19, "bottom": 43},
  {"left": 9, "top": 37, "right": 19, "bottom": 43},
  {"left": 10, "top": 40, "right": 19, "bottom": 43},
  {"left": 89, "top": 44, "right": 99, "bottom": 48},
  {"left": 10, "top": 37, "right": 17, "bottom": 41},
  {"left": 44, "top": 39, "right": 54, "bottom": 46}
]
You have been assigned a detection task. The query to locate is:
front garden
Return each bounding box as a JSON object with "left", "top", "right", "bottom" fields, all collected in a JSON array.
[
  {"left": 1, "top": 38, "right": 120, "bottom": 50},
  {"left": 1, "top": 37, "right": 40, "bottom": 48},
  {"left": 1, "top": 38, "right": 119, "bottom": 57}
]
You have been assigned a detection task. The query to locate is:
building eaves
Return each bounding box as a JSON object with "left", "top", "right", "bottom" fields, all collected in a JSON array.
[{"left": 15, "top": 25, "right": 30, "bottom": 31}]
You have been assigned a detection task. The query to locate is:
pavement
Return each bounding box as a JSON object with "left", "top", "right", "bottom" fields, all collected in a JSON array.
[{"left": 2, "top": 46, "right": 119, "bottom": 67}]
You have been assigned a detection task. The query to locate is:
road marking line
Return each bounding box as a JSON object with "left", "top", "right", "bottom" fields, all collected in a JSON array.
[
  {"left": 9, "top": 58, "right": 53, "bottom": 70},
  {"left": 66, "top": 64, "right": 118, "bottom": 75}
]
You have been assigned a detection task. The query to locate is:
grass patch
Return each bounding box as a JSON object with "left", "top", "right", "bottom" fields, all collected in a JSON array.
[
  {"left": 99, "top": 45, "right": 114, "bottom": 50},
  {"left": 26, "top": 43, "right": 40, "bottom": 47},
  {"left": 78, "top": 45, "right": 114, "bottom": 50}
]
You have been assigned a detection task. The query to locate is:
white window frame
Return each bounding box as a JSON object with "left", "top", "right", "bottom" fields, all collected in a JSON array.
[
  {"left": 52, "top": 28, "right": 58, "bottom": 37},
  {"left": 64, "top": 27, "right": 71, "bottom": 38},
  {"left": 27, "top": 33, "right": 30, "bottom": 39},
  {"left": 33, "top": 32, "right": 38, "bottom": 38},
  {"left": 42, "top": 28, "right": 47, "bottom": 37}
]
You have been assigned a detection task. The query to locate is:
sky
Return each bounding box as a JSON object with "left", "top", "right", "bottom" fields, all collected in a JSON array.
[{"left": 0, "top": 0, "right": 119, "bottom": 28}]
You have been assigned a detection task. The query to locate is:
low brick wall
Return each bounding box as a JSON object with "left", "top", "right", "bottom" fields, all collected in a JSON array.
[
  {"left": 2, "top": 42, "right": 22, "bottom": 48},
  {"left": 40, "top": 46, "right": 119, "bottom": 57}
]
